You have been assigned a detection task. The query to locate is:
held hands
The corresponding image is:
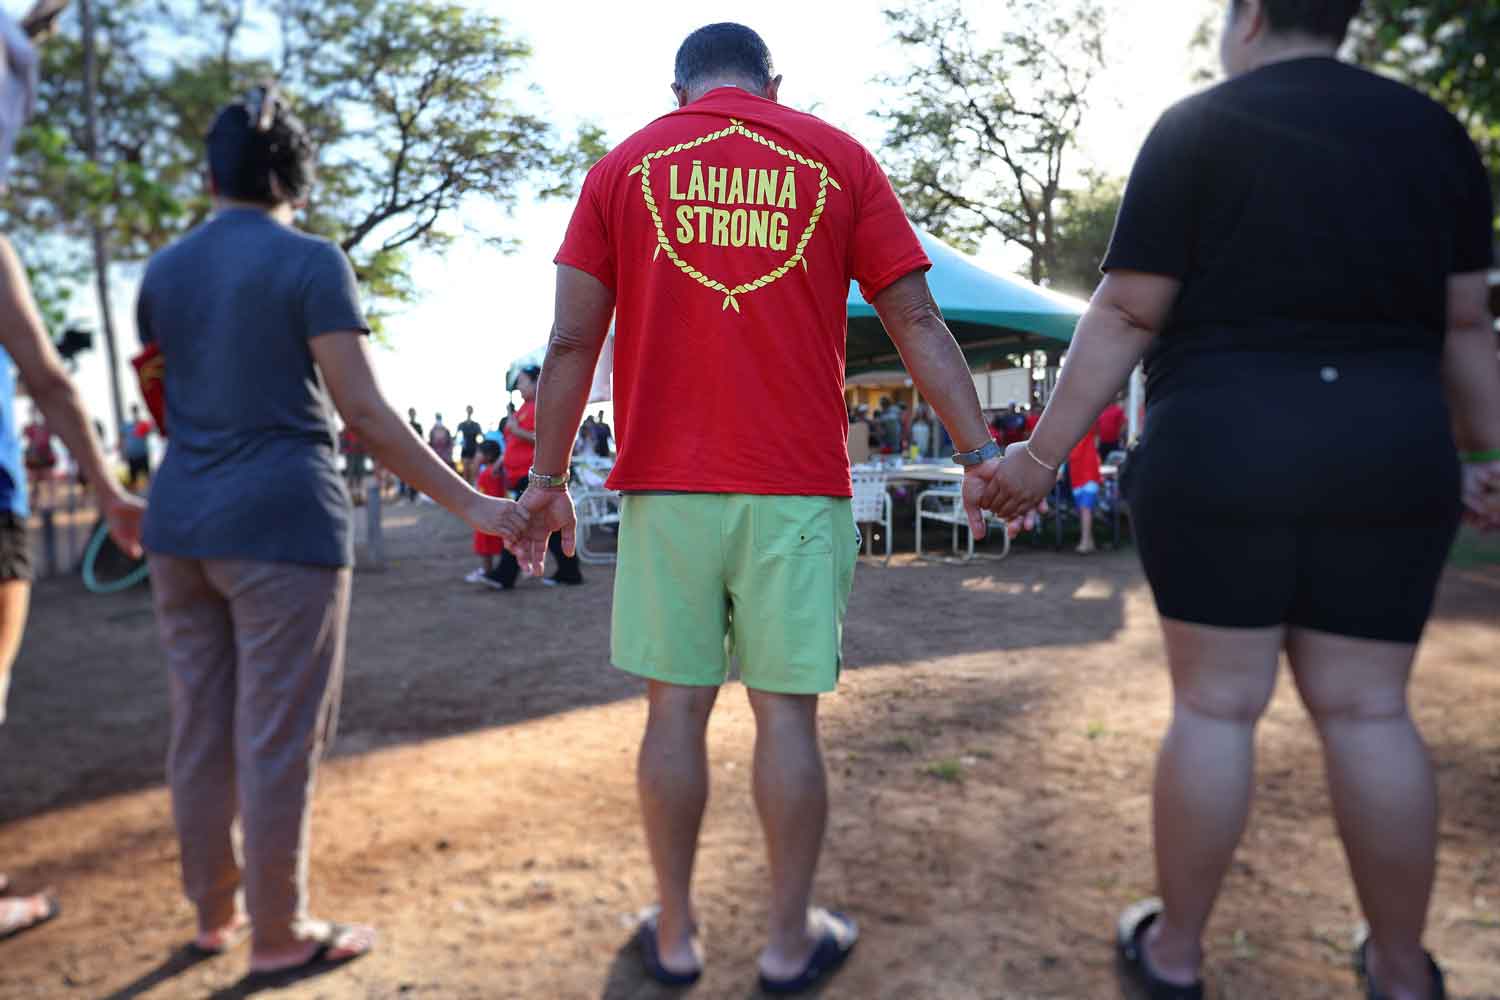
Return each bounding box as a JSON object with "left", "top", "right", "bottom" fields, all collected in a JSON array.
[
  {"left": 510, "top": 485, "right": 577, "bottom": 577},
  {"left": 463, "top": 494, "right": 532, "bottom": 548},
  {"left": 980, "top": 442, "right": 1062, "bottom": 521},
  {"left": 1461, "top": 460, "right": 1500, "bottom": 532}
]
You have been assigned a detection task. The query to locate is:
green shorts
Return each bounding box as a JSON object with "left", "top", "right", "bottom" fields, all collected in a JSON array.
[{"left": 611, "top": 494, "right": 858, "bottom": 694}]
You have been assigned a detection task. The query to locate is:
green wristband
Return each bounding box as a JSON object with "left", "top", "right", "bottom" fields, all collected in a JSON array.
[{"left": 1460, "top": 449, "right": 1500, "bottom": 463}]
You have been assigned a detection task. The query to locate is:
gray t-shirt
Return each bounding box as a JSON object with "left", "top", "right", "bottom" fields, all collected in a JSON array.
[{"left": 136, "top": 209, "right": 369, "bottom": 567}]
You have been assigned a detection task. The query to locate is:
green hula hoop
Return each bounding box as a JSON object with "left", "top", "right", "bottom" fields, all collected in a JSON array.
[{"left": 81, "top": 521, "right": 150, "bottom": 594}]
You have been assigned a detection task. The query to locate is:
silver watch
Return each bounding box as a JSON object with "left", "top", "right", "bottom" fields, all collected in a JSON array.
[
  {"left": 952, "top": 440, "right": 1002, "bottom": 466},
  {"left": 527, "top": 468, "right": 569, "bottom": 489}
]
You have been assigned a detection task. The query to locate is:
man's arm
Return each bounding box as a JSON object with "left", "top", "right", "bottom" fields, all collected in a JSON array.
[
  {"left": 870, "top": 270, "right": 998, "bottom": 536},
  {"left": 310, "top": 332, "right": 527, "bottom": 540},
  {"left": 1443, "top": 271, "right": 1500, "bottom": 527},
  {"left": 0, "top": 237, "right": 142, "bottom": 554},
  {"left": 512, "top": 265, "right": 615, "bottom": 574}
]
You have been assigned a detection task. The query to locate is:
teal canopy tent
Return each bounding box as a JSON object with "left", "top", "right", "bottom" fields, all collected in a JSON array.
[{"left": 846, "top": 228, "right": 1087, "bottom": 374}]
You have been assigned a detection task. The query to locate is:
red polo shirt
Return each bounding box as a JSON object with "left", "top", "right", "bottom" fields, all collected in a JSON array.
[
  {"left": 503, "top": 400, "right": 535, "bottom": 486},
  {"left": 556, "top": 87, "right": 929, "bottom": 496}
]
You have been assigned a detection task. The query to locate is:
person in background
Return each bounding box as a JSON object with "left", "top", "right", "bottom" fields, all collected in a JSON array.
[
  {"left": 0, "top": 0, "right": 145, "bottom": 943},
  {"left": 575, "top": 415, "right": 597, "bottom": 457},
  {"left": 121, "top": 403, "right": 153, "bottom": 489},
  {"left": 909, "top": 403, "right": 933, "bottom": 458},
  {"left": 339, "top": 424, "right": 366, "bottom": 503},
  {"left": 465, "top": 439, "right": 507, "bottom": 587},
  {"left": 427, "top": 412, "right": 453, "bottom": 468},
  {"left": 20, "top": 409, "right": 52, "bottom": 505},
  {"left": 135, "top": 86, "right": 527, "bottom": 979},
  {"left": 514, "top": 22, "right": 1005, "bottom": 993},
  {"left": 401, "top": 408, "right": 423, "bottom": 501},
  {"left": 1097, "top": 394, "right": 1128, "bottom": 460},
  {"left": 490, "top": 365, "right": 583, "bottom": 589},
  {"left": 877, "top": 396, "right": 901, "bottom": 452},
  {"left": 592, "top": 409, "right": 613, "bottom": 458},
  {"left": 982, "top": 2, "right": 1500, "bottom": 997},
  {"left": 456, "top": 405, "right": 483, "bottom": 483},
  {"left": 1067, "top": 421, "right": 1102, "bottom": 554}
]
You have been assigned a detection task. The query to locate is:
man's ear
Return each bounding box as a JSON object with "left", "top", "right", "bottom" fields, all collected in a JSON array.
[
  {"left": 670, "top": 82, "right": 688, "bottom": 109},
  {"left": 765, "top": 75, "right": 783, "bottom": 104}
]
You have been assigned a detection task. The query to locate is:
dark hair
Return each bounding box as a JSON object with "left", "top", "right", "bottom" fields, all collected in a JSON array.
[
  {"left": 1231, "top": 0, "right": 1362, "bottom": 42},
  {"left": 478, "top": 439, "right": 501, "bottom": 463},
  {"left": 206, "top": 83, "right": 315, "bottom": 205},
  {"left": 674, "top": 23, "right": 773, "bottom": 93}
]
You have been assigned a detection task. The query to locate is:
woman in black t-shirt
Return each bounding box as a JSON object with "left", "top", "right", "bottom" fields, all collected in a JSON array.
[{"left": 985, "top": 2, "right": 1499, "bottom": 998}]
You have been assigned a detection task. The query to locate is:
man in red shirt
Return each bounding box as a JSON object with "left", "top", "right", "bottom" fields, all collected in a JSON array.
[
  {"left": 512, "top": 23, "right": 1002, "bottom": 992},
  {"left": 1096, "top": 396, "right": 1127, "bottom": 460},
  {"left": 491, "top": 365, "right": 583, "bottom": 588}
]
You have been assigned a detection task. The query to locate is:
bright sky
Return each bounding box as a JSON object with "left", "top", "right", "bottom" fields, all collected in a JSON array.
[{"left": 57, "top": 0, "right": 1213, "bottom": 438}]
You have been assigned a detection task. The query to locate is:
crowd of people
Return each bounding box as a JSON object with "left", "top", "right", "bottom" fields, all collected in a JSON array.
[{"left": 1, "top": 7, "right": 1498, "bottom": 1000}]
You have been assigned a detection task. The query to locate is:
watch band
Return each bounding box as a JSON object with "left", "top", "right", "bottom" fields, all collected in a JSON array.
[
  {"left": 527, "top": 468, "right": 569, "bottom": 489},
  {"left": 952, "top": 440, "right": 1002, "bottom": 466}
]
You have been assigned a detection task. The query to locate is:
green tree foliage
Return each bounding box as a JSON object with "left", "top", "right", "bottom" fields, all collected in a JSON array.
[
  {"left": 1048, "top": 172, "right": 1123, "bottom": 297},
  {"left": 1352, "top": 1, "right": 1499, "bottom": 197},
  {"left": 4, "top": 0, "right": 603, "bottom": 329},
  {"left": 875, "top": 0, "right": 1107, "bottom": 285}
]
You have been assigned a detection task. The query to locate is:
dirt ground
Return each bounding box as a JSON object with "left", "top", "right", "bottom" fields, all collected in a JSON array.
[{"left": 0, "top": 503, "right": 1496, "bottom": 1000}]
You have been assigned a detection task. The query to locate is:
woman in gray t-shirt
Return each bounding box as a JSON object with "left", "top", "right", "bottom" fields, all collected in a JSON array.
[{"left": 136, "top": 86, "right": 526, "bottom": 978}]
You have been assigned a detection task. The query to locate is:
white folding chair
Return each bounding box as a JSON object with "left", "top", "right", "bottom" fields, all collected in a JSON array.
[
  {"left": 573, "top": 488, "right": 621, "bottom": 565},
  {"left": 915, "top": 487, "right": 1010, "bottom": 562},
  {"left": 850, "top": 465, "right": 892, "bottom": 563}
]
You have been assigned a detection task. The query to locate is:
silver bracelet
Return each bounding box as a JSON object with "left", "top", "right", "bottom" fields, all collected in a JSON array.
[{"left": 1024, "top": 442, "right": 1059, "bottom": 473}]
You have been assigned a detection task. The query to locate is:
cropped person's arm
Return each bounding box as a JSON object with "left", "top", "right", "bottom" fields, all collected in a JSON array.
[
  {"left": 1442, "top": 271, "right": 1500, "bottom": 525},
  {"left": 0, "top": 236, "right": 143, "bottom": 554},
  {"left": 984, "top": 270, "right": 1179, "bottom": 519},
  {"left": 310, "top": 333, "right": 527, "bottom": 539},
  {"left": 1443, "top": 272, "right": 1500, "bottom": 454}
]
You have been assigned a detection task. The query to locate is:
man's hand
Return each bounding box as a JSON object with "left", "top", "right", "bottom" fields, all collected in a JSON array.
[
  {"left": 1462, "top": 460, "right": 1500, "bottom": 532},
  {"left": 101, "top": 488, "right": 145, "bottom": 559},
  {"left": 961, "top": 457, "right": 1003, "bottom": 540},
  {"left": 983, "top": 442, "right": 1062, "bottom": 521},
  {"left": 462, "top": 495, "right": 531, "bottom": 546},
  {"left": 511, "top": 486, "right": 577, "bottom": 577}
]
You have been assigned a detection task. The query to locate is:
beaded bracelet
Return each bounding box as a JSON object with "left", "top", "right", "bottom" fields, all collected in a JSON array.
[{"left": 1460, "top": 449, "right": 1500, "bottom": 463}]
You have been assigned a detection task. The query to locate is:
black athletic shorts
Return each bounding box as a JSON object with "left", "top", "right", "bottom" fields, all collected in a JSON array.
[
  {"left": 1123, "top": 351, "right": 1460, "bottom": 644},
  {"left": 127, "top": 454, "right": 150, "bottom": 481},
  {"left": 0, "top": 511, "right": 32, "bottom": 583}
]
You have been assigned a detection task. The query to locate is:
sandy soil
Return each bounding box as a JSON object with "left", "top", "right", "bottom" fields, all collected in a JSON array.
[{"left": 0, "top": 503, "right": 1496, "bottom": 1000}]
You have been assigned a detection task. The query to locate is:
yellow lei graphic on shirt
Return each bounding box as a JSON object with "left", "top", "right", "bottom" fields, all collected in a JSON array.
[{"left": 628, "top": 118, "right": 841, "bottom": 313}]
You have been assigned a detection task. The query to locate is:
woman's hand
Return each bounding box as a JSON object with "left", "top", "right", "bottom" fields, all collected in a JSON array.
[
  {"left": 464, "top": 494, "right": 531, "bottom": 545},
  {"left": 983, "top": 442, "right": 1062, "bottom": 520},
  {"left": 1461, "top": 460, "right": 1500, "bottom": 532},
  {"left": 100, "top": 487, "right": 145, "bottom": 559}
]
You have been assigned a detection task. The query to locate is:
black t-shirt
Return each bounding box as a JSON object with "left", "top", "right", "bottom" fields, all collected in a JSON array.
[
  {"left": 1103, "top": 57, "right": 1495, "bottom": 403},
  {"left": 457, "top": 419, "right": 483, "bottom": 451}
]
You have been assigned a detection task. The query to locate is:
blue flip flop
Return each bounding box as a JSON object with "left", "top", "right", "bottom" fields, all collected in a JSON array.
[
  {"left": 1116, "top": 899, "right": 1204, "bottom": 1000},
  {"left": 759, "top": 911, "right": 858, "bottom": 996},
  {"left": 637, "top": 910, "right": 702, "bottom": 988}
]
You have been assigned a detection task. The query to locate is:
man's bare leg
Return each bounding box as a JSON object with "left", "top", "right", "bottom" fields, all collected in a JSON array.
[
  {"left": 748, "top": 688, "right": 831, "bottom": 979},
  {"left": 637, "top": 680, "right": 717, "bottom": 973}
]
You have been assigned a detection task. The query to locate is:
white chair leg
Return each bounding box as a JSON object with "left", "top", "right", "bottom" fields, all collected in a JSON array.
[{"left": 883, "top": 497, "right": 892, "bottom": 564}]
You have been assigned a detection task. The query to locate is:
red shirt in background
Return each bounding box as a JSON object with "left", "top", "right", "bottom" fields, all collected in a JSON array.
[
  {"left": 1068, "top": 422, "right": 1103, "bottom": 489},
  {"left": 476, "top": 462, "right": 508, "bottom": 498},
  {"left": 556, "top": 87, "right": 930, "bottom": 497},
  {"left": 1097, "top": 403, "right": 1127, "bottom": 446},
  {"left": 503, "top": 400, "right": 535, "bottom": 487}
]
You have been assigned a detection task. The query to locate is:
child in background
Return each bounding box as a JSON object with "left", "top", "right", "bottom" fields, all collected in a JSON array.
[
  {"left": 465, "top": 439, "right": 507, "bottom": 587},
  {"left": 1068, "top": 420, "right": 1103, "bottom": 555}
]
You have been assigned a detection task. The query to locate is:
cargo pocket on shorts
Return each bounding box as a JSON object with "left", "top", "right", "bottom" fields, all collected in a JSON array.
[{"left": 753, "top": 497, "right": 834, "bottom": 557}]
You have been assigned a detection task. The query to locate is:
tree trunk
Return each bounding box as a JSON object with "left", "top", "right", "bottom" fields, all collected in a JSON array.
[{"left": 79, "top": 0, "right": 125, "bottom": 436}]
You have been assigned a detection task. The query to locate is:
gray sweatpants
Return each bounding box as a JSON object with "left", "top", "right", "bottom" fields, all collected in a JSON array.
[{"left": 147, "top": 554, "right": 351, "bottom": 951}]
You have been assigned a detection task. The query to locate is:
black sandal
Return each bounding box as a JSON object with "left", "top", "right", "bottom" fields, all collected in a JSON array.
[
  {"left": 758, "top": 910, "right": 858, "bottom": 996},
  {"left": 636, "top": 908, "right": 702, "bottom": 988},
  {"left": 245, "top": 923, "right": 372, "bottom": 984},
  {"left": 1116, "top": 899, "right": 1204, "bottom": 1000},
  {"left": 1353, "top": 928, "right": 1446, "bottom": 1000}
]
